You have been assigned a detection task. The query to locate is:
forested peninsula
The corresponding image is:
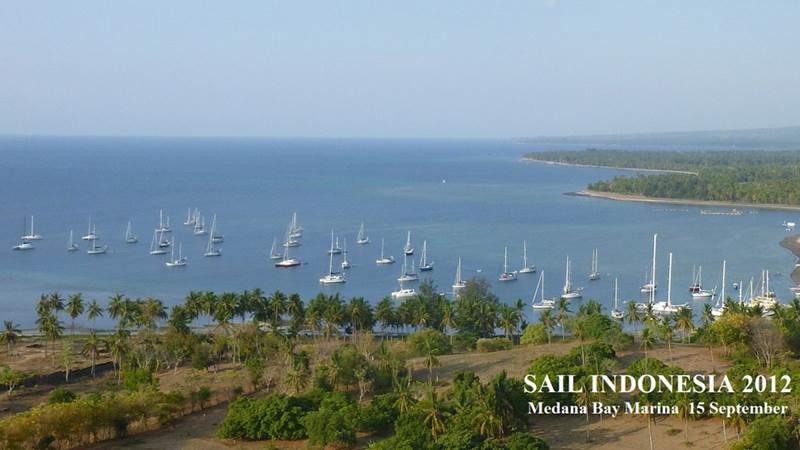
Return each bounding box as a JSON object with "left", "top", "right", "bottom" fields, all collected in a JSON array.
[{"left": 524, "top": 149, "right": 800, "bottom": 206}]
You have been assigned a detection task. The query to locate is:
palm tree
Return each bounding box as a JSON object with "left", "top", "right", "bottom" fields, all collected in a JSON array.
[
  {"left": 66, "top": 293, "right": 84, "bottom": 336},
  {"left": 287, "top": 293, "right": 305, "bottom": 334},
  {"left": 39, "top": 314, "right": 63, "bottom": 366},
  {"left": 658, "top": 316, "right": 674, "bottom": 360},
  {"left": 107, "top": 330, "right": 129, "bottom": 383},
  {"left": 498, "top": 305, "right": 519, "bottom": 344},
  {"left": 421, "top": 386, "right": 447, "bottom": 439},
  {"left": 539, "top": 310, "right": 555, "bottom": 346},
  {"left": 81, "top": 332, "right": 103, "bottom": 377},
  {"left": 626, "top": 301, "right": 641, "bottom": 331},
  {"left": 268, "top": 290, "right": 288, "bottom": 333},
  {"left": 375, "top": 297, "right": 395, "bottom": 338},
  {"left": 640, "top": 327, "right": 656, "bottom": 373},
  {"left": 440, "top": 300, "right": 456, "bottom": 345},
  {"left": 677, "top": 392, "right": 692, "bottom": 443},
  {"left": 423, "top": 335, "right": 442, "bottom": 383},
  {"left": 184, "top": 290, "right": 205, "bottom": 323},
  {"left": 701, "top": 303, "right": 714, "bottom": 327},
  {"left": 555, "top": 298, "right": 571, "bottom": 340},
  {"left": 1, "top": 321, "right": 21, "bottom": 355},
  {"left": 642, "top": 302, "right": 656, "bottom": 327},
  {"left": 675, "top": 308, "right": 695, "bottom": 343},
  {"left": 47, "top": 292, "right": 65, "bottom": 312},
  {"left": 139, "top": 297, "right": 167, "bottom": 331},
  {"left": 107, "top": 293, "right": 126, "bottom": 330},
  {"left": 393, "top": 376, "right": 414, "bottom": 414},
  {"left": 347, "top": 297, "right": 373, "bottom": 333},
  {"left": 86, "top": 300, "right": 104, "bottom": 332}
]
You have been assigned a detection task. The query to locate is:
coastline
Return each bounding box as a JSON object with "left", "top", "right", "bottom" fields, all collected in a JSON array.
[
  {"left": 572, "top": 190, "right": 800, "bottom": 212},
  {"left": 779, "top": 235, "right": 800, "bottom": 285},
  {"left": 521, "top": 157, "right": 699, "bottom": 175}
]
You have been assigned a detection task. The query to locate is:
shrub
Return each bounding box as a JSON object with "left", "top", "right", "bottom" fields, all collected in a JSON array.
[
  {"left": 520, "top": 324, "right": 548, "bottom": 345},
  {"left": 122, "top": 368, "right": 157, "bottom": 391},
  {"left": 731, "top": 416, "right": 795, "bottom": 450},
  {"left": 476, "top": 337, "right": 512, "bottom": 353},
  {"left": 407, "top": 329, "right": 451, "bottom": 356},
  {"left": 303, "top": 393, "right": 359, "bottom": 448},
  {"left": 191, "top": 343, "right": 212, "bottom": 370},
  {"left": 48, "top": 388, "right": 77, "bottom": 404},
  {"left": 359, "top": 393, "right": 399, "bottom": 433},
  {"left": 505, "top": 432, "right": 550, "bottom": 450},
  {"left": 451, "top": 331, "right": 478, "bottom": 351},
  {"left": 217, "top": 393, "right": 314, "bottom": 440}
]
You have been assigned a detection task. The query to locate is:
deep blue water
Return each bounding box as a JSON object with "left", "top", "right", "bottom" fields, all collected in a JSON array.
[{"left": 0, "top": 136, "right": 796, "bottom": 328}]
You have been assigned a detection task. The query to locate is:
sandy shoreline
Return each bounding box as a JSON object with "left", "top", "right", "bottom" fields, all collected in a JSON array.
[
  {"left": 521, "top": 157, "right": 699, "bottom": 175},
  {"left": 572, "top": 190, "right": 800, "bottom": 212},
  {"left": 779, "top": 235, "right": 800, "bottom": 285}
]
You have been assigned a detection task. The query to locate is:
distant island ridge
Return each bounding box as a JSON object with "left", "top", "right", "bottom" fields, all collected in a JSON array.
[{"left": 523, "top": 148, "right": 800, "bottom": 209}]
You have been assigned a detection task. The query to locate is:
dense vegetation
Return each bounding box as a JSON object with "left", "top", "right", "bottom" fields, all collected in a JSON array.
[
  {"left": 8, "top": 279, "right": 800, "bottom": 448},
  {"left": 525, "top": 149, "right": 800, "bottom": 205}
]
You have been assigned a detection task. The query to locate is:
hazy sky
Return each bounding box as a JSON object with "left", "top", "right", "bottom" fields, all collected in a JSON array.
[{"left": 1, "top": 1, "right": 799, "bottom": 138}]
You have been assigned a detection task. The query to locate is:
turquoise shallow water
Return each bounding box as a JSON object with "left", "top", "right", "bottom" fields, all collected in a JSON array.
[{"left": 0, "top": 136, "right": 795, "bottom": 328}]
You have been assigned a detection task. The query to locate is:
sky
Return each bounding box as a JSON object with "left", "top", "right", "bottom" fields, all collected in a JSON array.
[{"left": 1, "top": 1, "right": 799, "bottom": 138}]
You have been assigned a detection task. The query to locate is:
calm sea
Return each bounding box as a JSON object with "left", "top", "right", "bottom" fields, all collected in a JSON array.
[{"left": 0, "top": 136, "right": 795, "bottom": 328}]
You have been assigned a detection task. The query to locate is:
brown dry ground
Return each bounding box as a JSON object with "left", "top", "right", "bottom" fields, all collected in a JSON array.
[{"left": 77, "top": 342, "right": 737, "bottom": 450}]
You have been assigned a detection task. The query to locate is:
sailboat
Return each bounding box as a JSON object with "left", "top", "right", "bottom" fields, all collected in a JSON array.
[
  {"left": 158, "top": 230, "right": 171, "bottom": 248},
  {"left": 588, "top": 248, "right": 600, "bottom": 281},
  {"left": 326, "top": 230, "right": 342, "bottom": 255},
  {"left": 21, "top": 216, "right": 43, "bottom": 240},
  {"left": 531, "top": 271, "right": 555, "bottom": 310},
  {"left": 711, "top": 261, "right": 727, "bottom": 317},
  {"left": 375, "top": 238, "right": 395, "bottom": 264},
  {"left": 149, "top": 231, "right": 167, "bottom": 255},
  {"left": 518, "top": 240, "right": 536, "bottom": 274},
  {"left": 13, "top": 218, "right": 35, "bottom": 250},
  {"left": 640, "top": 234, "right": 658, "bottom": 293},
  {"left": 750, "top": 270, "right": 778, "bottom": 309},
  {"left": 356, "top": 222, "right": 370, "bottom": 245},
  {"left": 561, "top": 256, "right": 582, "bottom": 300},
  {"left": 124, "top": 221, "right": 138, "bottom": 244},
  {"left": 688, "top": 265, "right": 701, "bottom": 293},
  {"left": 211, "top": 215, "right": 224, "bottom": 243},
  {"left": 453, "top": 258, "right": 466, "bottom": 293},
  {"left": 498, "top": 246, "right": 517, "bottom": 282},
  {"left": 165, "top": 239, "right": 188, "bottom": 267},
  {"left": 652, "top": 253, "right": 689, "bottom": 314},
  {"left": 269, "top": 238, "right": 283, "bottom": 260},
  {"left": 82, "top": 217, "right": 98, "bottom": 241},
  {"left": 320, "top": 238, "right": 346, "bottom": 284},
  {"left": 419, "top": 240, "right": 433, "bottom": 271},
  {"left": 183, "top": 207, "right": 196, "bottom": 226},
  {"left": 611, "top": 278, "right": 624, "bottom": 319},
  {"left": 283, "top": 221, "right": 301, "bottom": 247},
  {"left": 690, "top": 266, "right": 715, "bottom": 300},
  {"left": 155, "top": 209, "right": 171, "bottom": 233},
  {"left": 391, "top": 277, "right": 417, "bottom": 300},
  {"left": 67, "top": 230, "right": 79, "bottom": 252},
  {"left": 275, "top": 225, "right": 300, "bottom": 267},
  {"left": 404, "top": 231, "right": 414, "bottom": 255},
  {"left": 204, "top": 215, "right": 222, "bottom": 257},
  {"left": 86, "top": 234, "right": 108, "bottom": 254},
  {"left": 289, "top": 212, "right": 303, "bottom": 238},
  {"left": 341, "top": 238, "right": 352, "bottom": 269},
  {"left": 398, "top": 255, "right": 420, "bottom": 282},
  {"left": 193, "top": 215, "right": 207, "bottom": 236}
]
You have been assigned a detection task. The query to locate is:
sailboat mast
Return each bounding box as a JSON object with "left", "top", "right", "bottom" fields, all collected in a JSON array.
[
  {"left": 504, "top": 247, "right": 508, "bottom": 273},
  {"left": 650, "top": 234, "right": 658, "bottom": 303},
  {"left": 614, "top": 277, "right": 619, "bottom": 310},
  {"left": 523, "top": 241, "right": 528, "bottom": 267},
  {"left": 667, "top": 252, "right": 673, "bottom": 307},
  {"left": 721, "top": 260, "right": 726, "bottom": 305}
]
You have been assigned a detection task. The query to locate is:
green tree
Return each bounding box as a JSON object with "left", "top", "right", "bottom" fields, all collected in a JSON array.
[
  {"left": 86, "top": 299, "right": 104, "bottom": 332},
  {"left": 0, "top": 321, "right": 21, "bottom": 355},
  {"left": 66, "top": 293, "right": 84, "bottom": 336}
]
